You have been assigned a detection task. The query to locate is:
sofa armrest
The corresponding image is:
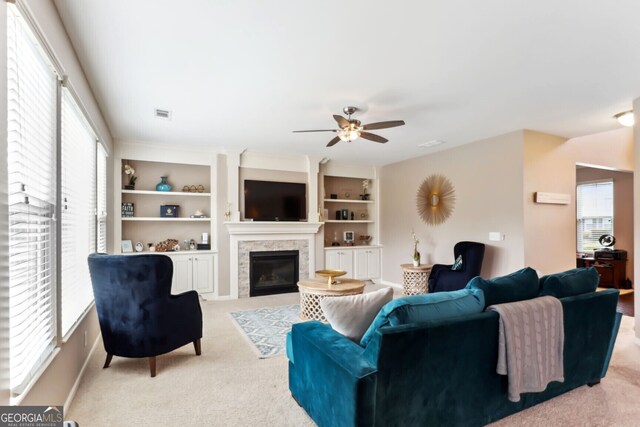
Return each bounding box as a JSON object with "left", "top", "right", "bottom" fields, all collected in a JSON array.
[
  {"left": 559, "top": 288, "right": 620, "bottom": 383},
  {"left": 289, "top": 321, "right": 378, "bottom": 427},
  {"left": 291, "top": 321, "right": 377, "bottom": 378}
]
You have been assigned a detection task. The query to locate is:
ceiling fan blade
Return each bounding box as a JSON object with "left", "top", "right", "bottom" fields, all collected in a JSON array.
[
  {"left": 362, "top": 120, "right": 405, "bottom": 130},
  {"left": 326, "top": 136, "right": 341, "bottom": 147},
  {"left": 360, "top": 132, "right": 388, "bottom": 143},
  {"left": 333, "top": 115, "right": 350, "bottom": 128},
  {"left": 292, "top": 129, "right": 338, "bottom": 133}
]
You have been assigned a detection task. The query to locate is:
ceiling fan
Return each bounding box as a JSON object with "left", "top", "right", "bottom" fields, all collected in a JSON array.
[{"left": 293, "top": 106, "right": 405, "bottom": 147}]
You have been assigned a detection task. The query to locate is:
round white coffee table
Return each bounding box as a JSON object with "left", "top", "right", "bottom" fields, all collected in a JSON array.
[{"left": 297, "top": 277, "right": 365, "bottom": 322}]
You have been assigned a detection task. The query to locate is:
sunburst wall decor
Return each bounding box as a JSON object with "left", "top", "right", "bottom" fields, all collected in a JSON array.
[{"left": 416, "top": 174, "right": 456, "bottom": 225}]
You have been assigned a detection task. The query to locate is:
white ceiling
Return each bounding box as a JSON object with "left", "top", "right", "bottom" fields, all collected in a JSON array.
[{"left": 53, "top": 0, "right": 640, "bottom": 166}]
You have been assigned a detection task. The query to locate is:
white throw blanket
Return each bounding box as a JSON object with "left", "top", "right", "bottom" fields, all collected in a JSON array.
[{"left": 487, "top": 296, "right": 564, "bottom": 402}]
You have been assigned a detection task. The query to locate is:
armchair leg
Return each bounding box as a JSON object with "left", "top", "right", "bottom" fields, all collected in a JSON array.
[
  {"left": 103, "top": 353, "right": 113, "bottom": 369},
  {"left": 149, "top": 356, "right": 157, "bottom": 377},
  {"left": 588, "top": 380, "right": 601, "bottom": 387},
  {"left": 193, "top": 339, "right": 202, "bottom": 356}
]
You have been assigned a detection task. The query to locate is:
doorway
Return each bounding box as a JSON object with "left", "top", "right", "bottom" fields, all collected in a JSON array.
[{"left": 575, "top": 165, "right": 634, "bottom": 315}]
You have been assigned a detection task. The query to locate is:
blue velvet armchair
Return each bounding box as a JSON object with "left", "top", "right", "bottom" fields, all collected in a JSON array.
[
  {"left": 428, "top": 241, "right": 485, "bottom": 293},
  {"left": 87, "top": 254, "right": 203, "bottom": 377}
]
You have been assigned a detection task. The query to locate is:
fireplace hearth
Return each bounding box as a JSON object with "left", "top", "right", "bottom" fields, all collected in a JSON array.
[{"left": 249, "top": 250, "right": 299, "bottom": 296}]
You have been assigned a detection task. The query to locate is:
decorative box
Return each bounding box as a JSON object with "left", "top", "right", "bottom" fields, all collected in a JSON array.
[
  {"left": 121, "top": 202, "right": 134, "bottom": 218},
  {"left": 160, "top": 205, "right": 180, "bottom": 218}
]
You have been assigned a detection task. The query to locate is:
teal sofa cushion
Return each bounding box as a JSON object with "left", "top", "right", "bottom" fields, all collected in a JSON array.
[
  {"left": 360, "top": 288, "right": 484, "bottom": 347},
  {"left": 466, "top": 267, "right": 538, "bottom": 308},
  {"left": 539, "top": 267, "right": 599, "bottom": 298}
]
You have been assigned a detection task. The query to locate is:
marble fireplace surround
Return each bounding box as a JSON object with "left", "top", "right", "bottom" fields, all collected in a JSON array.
[{"left": 226, "top": 222, "right": 323, "bottom": 298}]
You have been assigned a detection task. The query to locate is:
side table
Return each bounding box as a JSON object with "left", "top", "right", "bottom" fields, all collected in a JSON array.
[
  {"left": 401, "top": 264, "right": 433, "bottom": 295},
  {"left": 297, "top": 278, "right": 365, "bottom": 322}
]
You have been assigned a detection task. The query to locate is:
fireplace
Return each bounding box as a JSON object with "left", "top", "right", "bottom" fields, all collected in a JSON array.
[{"left": 249, "top": 250, "right": 299, "bottom": 296}]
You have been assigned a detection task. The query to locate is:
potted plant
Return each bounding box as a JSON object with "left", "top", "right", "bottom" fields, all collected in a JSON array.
[
  {"left": 123, "top": 163, "right": 137, "bottom": 190},
  {"left": 412, "top": 232, "right": 420, "bottom": 267}
]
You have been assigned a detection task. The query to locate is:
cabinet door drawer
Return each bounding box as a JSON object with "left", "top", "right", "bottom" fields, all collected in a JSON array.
[{"left": 170, "top": 255, "right": 192, "bottom": 294}]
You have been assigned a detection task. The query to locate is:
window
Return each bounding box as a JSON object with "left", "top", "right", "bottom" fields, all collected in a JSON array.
[
  {"left": 576, "top": 180, "right": 614, "bottom": 252},
  {"left": 97, "top": 144, "right": 108, "bottom": 253},
  {"left": 6, "top": 3, "right": 108, "bottom": 396},
  {"left": 60, "top": 88, "right": 97, "bottom": 336},
  {"left": 7, "top": 4, "right": 58, "bottom": 393}
]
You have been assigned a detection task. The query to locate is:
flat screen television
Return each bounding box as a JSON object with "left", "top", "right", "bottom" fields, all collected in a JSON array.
[{"left": 244, "top": 180, "right": 306, "bottom": 221}]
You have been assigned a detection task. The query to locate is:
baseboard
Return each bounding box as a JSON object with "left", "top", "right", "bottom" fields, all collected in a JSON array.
[
  {"left": 377, "top": 279, "right": 403, "bottom": 290},
  {"left": 211, "top": 295, "right": 237, "bottom": 301},
  {"left": 64, "top": 335, "right": 101, "bottom": 415}
]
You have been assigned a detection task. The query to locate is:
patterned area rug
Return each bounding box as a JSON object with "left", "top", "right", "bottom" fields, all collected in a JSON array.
[{"left": 229, "top": 304, "right": 301, "bottom": 358}]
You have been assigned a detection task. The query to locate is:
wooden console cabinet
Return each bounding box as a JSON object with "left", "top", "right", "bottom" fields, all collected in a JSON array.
[{"left": 576, "top": 257, "right": 626, "bottom": 289}]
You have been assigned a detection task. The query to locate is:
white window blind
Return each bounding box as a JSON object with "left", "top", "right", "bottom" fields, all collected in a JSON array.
[
  {"left": 60, "top": 88, "right": 97, "bottom": 336},
  {"left": 97, "top": 144, "right": 108, "bottom": 253},
  {"left": 576, "top": 181, "right": 614, "bottom": 252},
  {"left": 7, "top": 4, "right": 58, "bottom": 393}
]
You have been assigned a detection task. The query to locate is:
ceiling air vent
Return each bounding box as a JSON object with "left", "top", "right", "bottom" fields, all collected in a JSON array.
[{"left": 154, "top": 109, "right": 172, "bottom": 120}]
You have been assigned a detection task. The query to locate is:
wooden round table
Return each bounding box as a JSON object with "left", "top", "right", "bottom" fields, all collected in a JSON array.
[
  {"left": 297, "top": 278, "right": 365, "bottom": 322},
  {"left": 401, "top": 264, "right": 433, "bottom": 295}
]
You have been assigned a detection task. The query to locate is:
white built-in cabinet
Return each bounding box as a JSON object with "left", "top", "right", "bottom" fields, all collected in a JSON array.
[
  {"left": 114, "top": 143, "right": 219, "bottom": 297},
  {"left": 168, "top": 253, "right": 214, "bottom": 294},
  {"left": 326, "top": 249, "right": 355, "bottom": 278},
  {"left": 325, "top": 247, "right": 381, "bottom": 280},
  {"left": 354, "top": 247, "right": 381, "bottom": 279}
]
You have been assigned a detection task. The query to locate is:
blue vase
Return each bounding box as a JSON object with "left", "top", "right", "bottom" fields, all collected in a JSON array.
[{"left": 156, "top": 176, "right": 172, "bottom": 192}]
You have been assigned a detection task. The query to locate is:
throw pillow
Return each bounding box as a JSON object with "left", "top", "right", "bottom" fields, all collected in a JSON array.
[
  {"left": 320, "top": 287, "right": 394, "bottom": 343},
  {"left": 452, "top": 254, "right": 463, "bottom": 271},
  {"left": 539, "top": 267, "right": 599, "bottom": 298},
  {"left": 465, "top": 267, "right": 539, "bottom": 309},
  {"left": 359, "top": 288, "right": 485, "bottom": 347}
]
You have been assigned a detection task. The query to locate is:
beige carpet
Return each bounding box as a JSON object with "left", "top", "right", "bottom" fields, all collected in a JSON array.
[{"left": 68, "top": 288, "right": 640, "bottom": 427}]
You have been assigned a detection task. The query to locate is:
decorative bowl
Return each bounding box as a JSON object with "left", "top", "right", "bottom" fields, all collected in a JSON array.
[{"left": 315, "top": 269, "right": 347, "bottom": 286}]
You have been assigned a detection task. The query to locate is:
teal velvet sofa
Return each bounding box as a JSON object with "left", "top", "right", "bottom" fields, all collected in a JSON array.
[{"left": 288, "top": 269, "right": 621, "bottom": 427}]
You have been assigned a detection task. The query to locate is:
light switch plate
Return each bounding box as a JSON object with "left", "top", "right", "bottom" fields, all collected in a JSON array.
[{"left": 489, "top": 232, "right": 504, "bottom": 241}]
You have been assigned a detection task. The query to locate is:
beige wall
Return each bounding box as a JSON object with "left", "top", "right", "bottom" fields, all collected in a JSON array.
[
  {"left": 522, "top": 129, "right": 633, "bottom": 275},
  {"left": 380, "top": 131, "right": 526, "bottom": 285},
  {"left": 380, "top": 128, "right": 633, "bottom": 287},
  {"left": 576, "top": 167, "right": 634, "bottom": 281},
  {"left": 522, "top": 131, "right": 572, "bottom": 274},
  {"left": 20, "top": 310, "right": 100, "bottom": 409}
]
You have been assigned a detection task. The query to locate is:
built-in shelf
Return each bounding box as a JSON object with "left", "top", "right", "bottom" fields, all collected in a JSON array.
[
  {"left": 122, "top": 189, "right": 211, "bottom": 197},
  {"left": 323, "top": 198, "right": 373, "bottom": 204},
  {"left": 324, "top": 220, "right": 374, "bottom": 223},
  {"left": 121, "top": 217, "right": 211, "bottom": 222}
]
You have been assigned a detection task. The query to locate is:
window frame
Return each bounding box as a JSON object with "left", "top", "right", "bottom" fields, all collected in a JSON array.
[
  {"left": 576, "top": 179, "right": 614, "bottom": 253},
  {"left": 6, "top": 0, "right": 109, "bottom": 400}
]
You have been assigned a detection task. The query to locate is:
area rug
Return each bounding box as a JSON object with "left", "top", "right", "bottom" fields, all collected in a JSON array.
[{"left": 229, "top": 304, "right": 301, "bottom": 358}]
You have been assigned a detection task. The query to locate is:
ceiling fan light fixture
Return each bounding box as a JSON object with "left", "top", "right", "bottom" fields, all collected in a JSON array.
[
  {"left": 614, "top": 110, "right": 634, "bottom": 127},
  {"left": 338, "top": 129, "right": 361, "bottom": 142}
]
